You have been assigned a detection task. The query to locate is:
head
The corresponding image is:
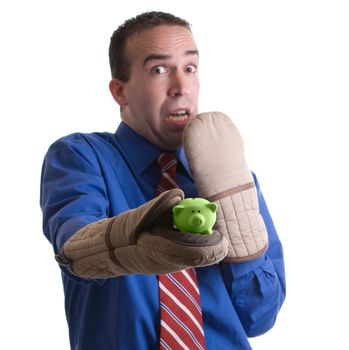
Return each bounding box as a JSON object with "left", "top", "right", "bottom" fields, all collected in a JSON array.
[{"left": 109, "top": 11, "right": 200, "bottom": 150}]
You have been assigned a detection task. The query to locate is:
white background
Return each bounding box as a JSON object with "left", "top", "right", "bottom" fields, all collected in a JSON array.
[{"left": 1, "top": 0, "right": 348, "bottom": 349}]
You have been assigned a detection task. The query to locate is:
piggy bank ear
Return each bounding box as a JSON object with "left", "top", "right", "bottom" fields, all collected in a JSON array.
[
  {"left": 206, "top": 203, "right": 217, "bottom": 213},
  {"left": 173, "top": 205, "right": 184, "bottom": 216}
]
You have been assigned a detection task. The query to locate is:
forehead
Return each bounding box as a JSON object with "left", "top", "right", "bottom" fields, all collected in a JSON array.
[{"left": 125, "top": 25, "right": 198, "bottom": 64}]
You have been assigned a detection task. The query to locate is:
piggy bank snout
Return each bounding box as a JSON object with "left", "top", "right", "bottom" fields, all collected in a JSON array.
[{"left": 189, "top": 213, "right": 206, "bottom": 228}]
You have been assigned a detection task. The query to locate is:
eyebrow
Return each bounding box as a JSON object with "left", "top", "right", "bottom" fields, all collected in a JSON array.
[{"left": 143, "top": 49, "right": 199, "bottom": 66}]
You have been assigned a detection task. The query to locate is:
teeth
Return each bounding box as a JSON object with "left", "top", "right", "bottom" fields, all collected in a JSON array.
[
  {"left": 168, "top": 110, "right": 189, "bottom": 120},
  {"left": 168, "top": 114, "right": 188, "bottom": 120}
]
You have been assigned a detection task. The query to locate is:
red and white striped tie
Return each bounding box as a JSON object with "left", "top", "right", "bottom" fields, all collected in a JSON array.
[{"left": 156, "top": 153, "right": 206, "bottom": 350}]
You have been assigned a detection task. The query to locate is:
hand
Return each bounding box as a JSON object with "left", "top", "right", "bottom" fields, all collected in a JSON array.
[
  {"left": 183, "top": 112, "right": 268, "bottom": 262},
  {"left": 58, "top": 188, "right": 228, "bottom": 278}
]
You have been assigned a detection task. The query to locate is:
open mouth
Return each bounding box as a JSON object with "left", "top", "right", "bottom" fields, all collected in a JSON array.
[{"left": 166, "top": 109, "right": 191, "bottom": 121}]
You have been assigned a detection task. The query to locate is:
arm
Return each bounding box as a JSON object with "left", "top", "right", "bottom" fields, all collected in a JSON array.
[
  {"left": 181, "top": 112, "right": 285, "bottom": 335},
  {"left": 40, "top": 133, "right": 110, "bottom": 281},
  {"left": 40, "top": 133, "right": 228, "bottom": 280},
  {"left": 220, "top": 173, "right": 286, "bottom": 336}
]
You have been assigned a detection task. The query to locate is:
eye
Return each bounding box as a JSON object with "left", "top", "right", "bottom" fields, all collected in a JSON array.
[
  {"left": 152, "top": 66, "right": 167, "bottom": 74},
  {"left": 192, "top": 210, "right": 195, "bottom": 213},
  {"left": 185, "top": 64, "right": 198, "bottom": 73}
]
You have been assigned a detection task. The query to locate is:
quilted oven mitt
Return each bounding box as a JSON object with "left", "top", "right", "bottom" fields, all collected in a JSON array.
[
  {"left": 182, "top": 112, "right": 268, "bottom": 262},
  {"left": 56, "top": 188, "right": 228, "bottom": 278}
]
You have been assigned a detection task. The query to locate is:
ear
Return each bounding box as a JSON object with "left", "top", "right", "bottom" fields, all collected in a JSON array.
[
  {"left": 109, "top": 78, "right": 128, "bottom": 107},
  {"left": 173, "top": 205, "right": 184, "bottom": 215},
  {"left": 206, "top": 203, "right": 217, "bottom": 213}
]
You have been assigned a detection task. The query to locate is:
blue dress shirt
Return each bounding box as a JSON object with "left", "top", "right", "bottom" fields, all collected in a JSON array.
[{"left": 40, "top": 121, "right": 286, "bottom": 350}]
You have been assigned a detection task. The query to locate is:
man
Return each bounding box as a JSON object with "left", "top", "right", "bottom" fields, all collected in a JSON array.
[{"left": 40, "top": 11, "right": 285, "bottom": 350}]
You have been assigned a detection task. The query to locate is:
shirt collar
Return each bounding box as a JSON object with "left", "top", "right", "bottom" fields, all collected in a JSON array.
[{"left": 114, "top": 122, "right": 192, "bottom": 176}]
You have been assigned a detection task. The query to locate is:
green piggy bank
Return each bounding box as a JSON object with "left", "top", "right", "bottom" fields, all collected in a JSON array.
[{"left": 172, "top": 198, "right": 218, "bottom": 235}]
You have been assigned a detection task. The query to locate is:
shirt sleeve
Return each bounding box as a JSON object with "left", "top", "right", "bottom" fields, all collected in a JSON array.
[
  {"left": 219, "top": 173, "right": 286, "bottom": 337},
  {"left": 40, "top": 133, "right": 110, "bottom": 280}
]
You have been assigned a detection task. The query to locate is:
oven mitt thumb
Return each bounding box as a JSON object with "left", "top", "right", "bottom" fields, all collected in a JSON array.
[
  {"left": 183, "top": 112, "right": 268, "bottom": 262},
  {"left": 55, "top": 188, "right": 228, "bottom": 278}
]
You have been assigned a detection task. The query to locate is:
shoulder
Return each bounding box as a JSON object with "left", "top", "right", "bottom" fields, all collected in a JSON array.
[
  {"left": 49, "top": 132, "right": 114, "bottom": 148},
  {"left": 46, "top": 131, "right": 117, "bottom": 156},
  {"left": 43, "top": 132, "right": 122, "bottom": 171}
]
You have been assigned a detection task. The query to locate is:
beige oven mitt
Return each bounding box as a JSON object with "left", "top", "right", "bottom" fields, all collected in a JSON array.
[
  {"left": 55, "top": 188, "right": 228, "bottom": 278},
  {"left": 183, "top": 112, "right": 268, "bottom": 262}
]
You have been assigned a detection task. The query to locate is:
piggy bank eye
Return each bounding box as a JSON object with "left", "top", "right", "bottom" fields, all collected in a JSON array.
[
  {"left": 198, "top": 210, "right": 201, "bottom": 213},
  {"left": 192, "top": 210, "right": 195, "bottom": 213}
]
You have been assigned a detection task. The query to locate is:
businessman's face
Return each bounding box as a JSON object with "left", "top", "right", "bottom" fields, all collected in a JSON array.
[{"left": 111, "top": 25, "right": 200, "bottom": 150}]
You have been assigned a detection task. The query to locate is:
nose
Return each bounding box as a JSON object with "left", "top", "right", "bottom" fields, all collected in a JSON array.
[
  {"left": 168, "top": 71, "right": 191, "bottom": 97},
  {"left": 189, "top": 213, "right": 206, "bottom": 228}
]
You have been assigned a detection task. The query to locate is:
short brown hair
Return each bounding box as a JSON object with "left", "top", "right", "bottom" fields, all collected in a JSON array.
[{"left": 109, "top": 11, "right": 191, "bottom": 81}]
